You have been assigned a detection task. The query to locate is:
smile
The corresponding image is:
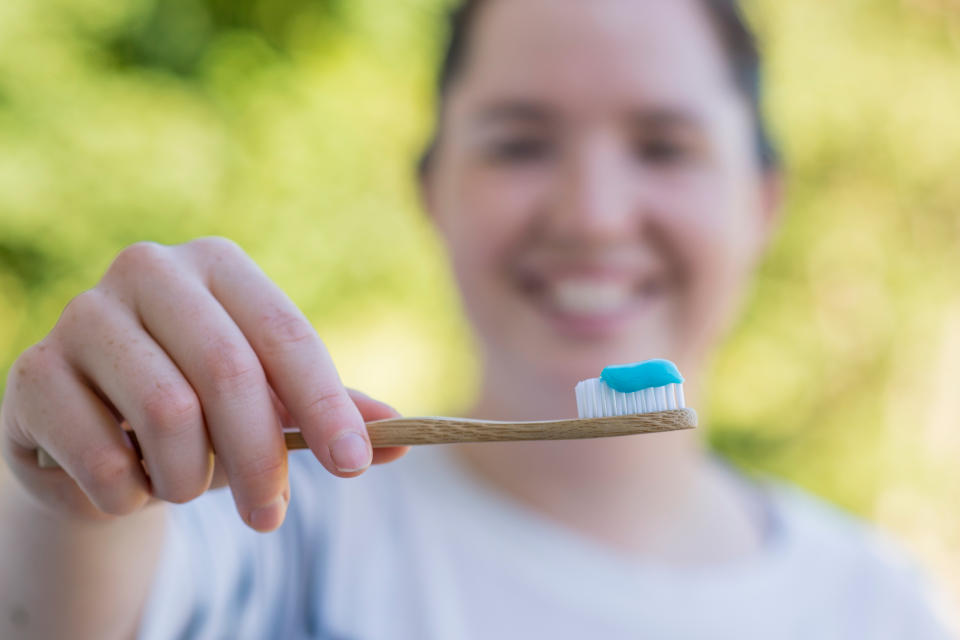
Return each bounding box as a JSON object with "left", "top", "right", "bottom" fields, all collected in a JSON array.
[{"left": 516, "top": 269, "right": 667, "bottom": 339}]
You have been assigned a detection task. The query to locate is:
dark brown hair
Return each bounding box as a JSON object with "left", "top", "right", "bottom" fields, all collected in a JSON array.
[{"left": 419, "top": 0, "right": 780, "bottom": 174}]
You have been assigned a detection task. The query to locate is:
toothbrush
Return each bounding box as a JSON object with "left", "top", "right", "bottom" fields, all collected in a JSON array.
[{"left": 35, "top": 359, "right": 695, "bottom": 468}]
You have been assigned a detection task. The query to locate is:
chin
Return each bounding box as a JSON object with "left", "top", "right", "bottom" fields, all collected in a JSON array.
[
  {"left": 538, "top": 303, "right": 679, "bottom": 374},
  {"left": 492, "top": 317, "right": 680, "bottom": 390},
  {"left": 551, "top": 339, "right": 673, "bottom": 385}
]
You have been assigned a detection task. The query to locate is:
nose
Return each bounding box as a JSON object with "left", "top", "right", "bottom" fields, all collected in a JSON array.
[{"left": 550, "top": 133, "right": 638, "bottom": 244}]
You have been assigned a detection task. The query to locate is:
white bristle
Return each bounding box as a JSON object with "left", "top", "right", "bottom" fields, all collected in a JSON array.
[{"left": 576, "top": 377, "right": 685, "bottom": 418}]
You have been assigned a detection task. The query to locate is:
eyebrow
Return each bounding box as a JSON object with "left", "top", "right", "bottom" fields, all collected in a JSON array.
[
  {"left": 471, "top": 100, "right": 555, "bottom": 126},
  {"left": 469, "top": 100, "right": 706, "bottom": 131},
  {"left": 630, "top": 108, "right": 705, "bottom": 130}
]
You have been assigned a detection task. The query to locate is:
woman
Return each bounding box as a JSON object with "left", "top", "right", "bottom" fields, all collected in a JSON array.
[{"left": 0, "top": 0, "right": 951, "bottom": 637}]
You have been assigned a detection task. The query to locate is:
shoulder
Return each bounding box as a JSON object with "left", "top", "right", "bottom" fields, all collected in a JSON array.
[
  {"left": 765, "top": 480, "right": 912, "bottom": 575},
  {"left": 759, "top": 478, "right": 955, "bottom": 637},
  {"left": 766, "top": 481, "right": 898, "bottom": 560}
]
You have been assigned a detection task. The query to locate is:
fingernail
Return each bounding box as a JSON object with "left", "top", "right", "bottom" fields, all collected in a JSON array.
[
  {"left": 249, "top": 494, "right": 288, "bottom": 531},
  {"left": 329, "top": 431, "right": 372, "bottom": 473}
]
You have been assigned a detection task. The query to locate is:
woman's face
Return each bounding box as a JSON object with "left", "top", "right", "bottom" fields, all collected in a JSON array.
[{"left": 424, "top": 0, "right": 779, "bottom": 385}]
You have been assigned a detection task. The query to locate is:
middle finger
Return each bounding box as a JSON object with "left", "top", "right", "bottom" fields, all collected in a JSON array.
[{"left": 109, "top": 261, "right": 289, "bottom": 531}]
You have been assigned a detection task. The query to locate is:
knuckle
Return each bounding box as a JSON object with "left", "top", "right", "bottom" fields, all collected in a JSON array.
[
  {"left": 232, "top": 452, "right": 286, "bottom": 486},
  {"left": 259, "top": 308, "right": 316, "bottom": 352},
  {"left": 9, "top": 343, "right": 66, "bottom": 411},
  {"left": 161, "top": 485, "right": 206, "bottom": 505},
  {"left": 303, "top": 385, "right": 355, "bottom": 430},
  {"left": 200, "top": 338, "right": 262, "bottom": 395},
  {"left": 13, "top": 341, "right": 57, "bottom": 382},
  {"left": 189, "top": 236, "right": 244, "bottom": 261},
  {"left": 81, "top": 445, "right": 135, "bottom": 494},
  {"left": 142, "top": 382, "right": 202, "bottom": 438},
  {"left": 5, "top": 342, "right": 65, "bottom": 444},
  {"left": 57, "top": 289, "right": 106, "bottom": 334},
  {"left": 154, "top": 473, "right": 210, "bottom": 505},
  {"left": 107, "top": 241, "right": 169, "bottom": 279}
]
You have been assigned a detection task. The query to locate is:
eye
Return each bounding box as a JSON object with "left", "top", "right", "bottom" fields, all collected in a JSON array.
[
  {"left": 633, "top": 137, "right": 694, "bottom": 166},
  {"left": 486, "top": 136, "right": 552, "bottom": 164}
]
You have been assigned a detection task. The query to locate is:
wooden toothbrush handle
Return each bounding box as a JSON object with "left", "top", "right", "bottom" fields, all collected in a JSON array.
[
  {"left": 37, "top": 410, "right": 696, "bottom": 468},
  {"left": 286, "top": 409, "right": 697, "bottom": 448}
]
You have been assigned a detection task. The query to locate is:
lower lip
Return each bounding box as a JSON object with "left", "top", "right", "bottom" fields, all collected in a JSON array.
[{"left": 535, "top": 294, "right": 659, "bottom": 339}]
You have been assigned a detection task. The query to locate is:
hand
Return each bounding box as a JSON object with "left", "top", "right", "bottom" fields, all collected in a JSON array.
[{"left": 0, "top": 237, "right": 408, "bottom": 532}]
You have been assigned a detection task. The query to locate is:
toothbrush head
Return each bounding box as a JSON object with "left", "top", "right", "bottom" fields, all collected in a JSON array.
[{"left": 575, "top": 359, "right": 686, "bottom": 418}]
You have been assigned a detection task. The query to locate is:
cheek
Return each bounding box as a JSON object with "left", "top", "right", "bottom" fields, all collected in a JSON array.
[
  {"left": 649, "top": 168, "right": 761, "bottom": 349},
  {"left": 442, "top": 163, "right": 549, "bottom": 289},
  {"left": 668, "top": 182, "right": 750, "bottom": 280},
  {"left": 661, "top": 98, "right": 764, "bottom": 299}
]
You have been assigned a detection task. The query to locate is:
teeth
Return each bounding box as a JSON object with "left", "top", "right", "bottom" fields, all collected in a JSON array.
[{"left": 550, "top": 279, "right": 632, "bottom": 315}]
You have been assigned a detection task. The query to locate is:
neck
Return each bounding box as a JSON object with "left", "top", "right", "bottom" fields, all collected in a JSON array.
[{"left": 451, "top": 356, "right": 765, "bottom": 564}]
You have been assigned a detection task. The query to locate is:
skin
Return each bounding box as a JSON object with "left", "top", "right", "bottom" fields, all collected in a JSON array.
[
  {"left": 0, "top": 238, "right": 409, "bottom": 638},
  {"left": 422, "top": 0, "right": 781, "bottom": 558},
  {"left": 0, "top": 0, "right": 780, "bottom": 637}
]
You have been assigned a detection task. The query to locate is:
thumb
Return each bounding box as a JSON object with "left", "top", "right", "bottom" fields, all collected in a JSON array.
[{"left": 345, "top": 388, "right": 410, "bottom": 465}]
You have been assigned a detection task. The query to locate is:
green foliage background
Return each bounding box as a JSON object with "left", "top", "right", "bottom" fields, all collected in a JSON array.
[{"left": 1, "top": 0, "right": 958, "bottom": 609}]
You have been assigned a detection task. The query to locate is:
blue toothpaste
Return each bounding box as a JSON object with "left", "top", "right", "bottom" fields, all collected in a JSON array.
[
  {"left": 600, "top": 359, "right": 684, "bottom": 393},
  {"left": 575, "top": 359, "right": 687, "bottom": 418}
]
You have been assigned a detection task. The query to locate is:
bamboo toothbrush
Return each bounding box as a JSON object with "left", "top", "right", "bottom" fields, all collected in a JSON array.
[{"left": 36, "top": 359, "right": 695, "bottom": 468}]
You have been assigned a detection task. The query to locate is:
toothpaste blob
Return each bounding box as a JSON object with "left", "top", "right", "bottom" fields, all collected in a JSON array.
[
  {"left": 600, "top": 359, "right": 684, "bottom": 393},
  {"left": 575, "top": 359, "right": 686, "bottom": 418}
]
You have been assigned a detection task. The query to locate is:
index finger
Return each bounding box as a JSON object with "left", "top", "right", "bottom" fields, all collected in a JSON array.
[{"left": 180, "top": 238, "right": 372, "bottom": 477}]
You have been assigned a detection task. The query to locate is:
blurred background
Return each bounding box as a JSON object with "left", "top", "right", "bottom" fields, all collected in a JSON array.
[{"left": 0, "top": 0, "right": 958, "bottom": 612}]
